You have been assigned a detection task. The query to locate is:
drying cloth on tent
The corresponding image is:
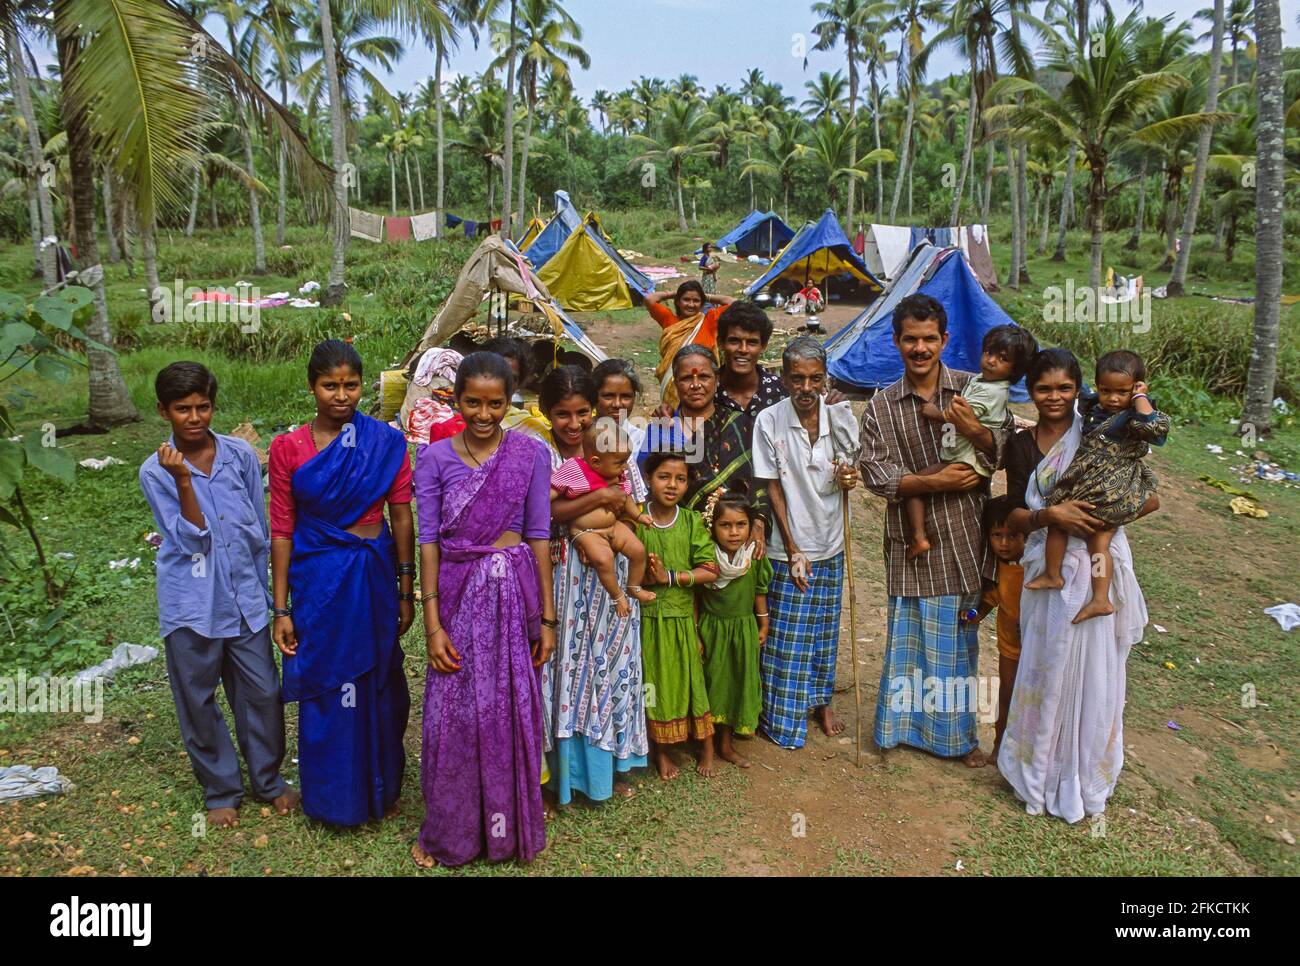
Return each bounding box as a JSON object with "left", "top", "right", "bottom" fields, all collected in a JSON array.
[
  {"left": 957, "top": 226, "right": 998, "bottom": 291},
  {"left": 413, "top": 347, "right": 463, "bottom": 387},
  {"left": 385, "top": 216, "right": 412, "bottom": 242},
  {"left": 0, "top": 765, "right": 71, "bottom": 801},
  {"left": 911, "top": 226, "right": 955, "bottom": 249},
  {"left": 870, "top": 225, "right": 914, "bottom": 279},
  {"left": 349, "top": 207, "right": 384, "bottom": 243},
  {"left": 410, "top": 211, "right": 440, "bottom": 241}
]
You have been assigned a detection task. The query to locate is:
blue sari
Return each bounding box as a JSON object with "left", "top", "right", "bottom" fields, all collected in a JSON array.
[{"left": 284, "top": 413, "right": 411, "bottom": 825}]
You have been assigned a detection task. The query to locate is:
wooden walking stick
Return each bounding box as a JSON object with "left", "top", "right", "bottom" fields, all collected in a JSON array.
[{"left": 842, "top": 488, "right": 862, "bottom": 766}]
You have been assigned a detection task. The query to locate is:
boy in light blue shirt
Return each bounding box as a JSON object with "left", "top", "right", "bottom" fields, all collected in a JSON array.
[{"left": 139, "top": 362, "right": 297, "bottom": 827}]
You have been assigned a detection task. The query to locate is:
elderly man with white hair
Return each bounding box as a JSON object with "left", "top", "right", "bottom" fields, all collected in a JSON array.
[{"left": 753, "top": 336, "right": 860, "bottom": 749}]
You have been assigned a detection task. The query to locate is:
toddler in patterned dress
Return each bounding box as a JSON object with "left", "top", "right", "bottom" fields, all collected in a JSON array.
[{"left": 1025, "top": 350, "right": 1169, "bottom": 622}]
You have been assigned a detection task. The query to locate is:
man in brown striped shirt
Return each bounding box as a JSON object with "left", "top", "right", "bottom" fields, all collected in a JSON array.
[{"left": 857, "top": 293, "right": 1011, "bottom": 766}]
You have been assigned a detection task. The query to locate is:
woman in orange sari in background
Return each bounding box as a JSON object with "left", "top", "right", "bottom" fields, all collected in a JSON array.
[{"left": 645, "top": 281, "right": 734, "bottom": 408}]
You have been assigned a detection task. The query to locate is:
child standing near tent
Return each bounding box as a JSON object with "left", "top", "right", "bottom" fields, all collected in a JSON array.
[
  {"left": 904, "top": 324, "right": 1037, "bottom": 559},
  {"left": 1024, "top": 350, "right": 1168, "bottom": 623},
  {"left": 552, "top": 422, "right": 656, "bottom": 619},
  {"left": 960, "top": 496, "right": 1025, "bottom": 761},
  {"left": 699, "top": 242, "right": 721, "bottom": 294},
  {"left": 697, "top": 489, "right": 771, "bottom": 769},
  {"left": 638, "top": 452, "right": 720, "bottom": 779}
]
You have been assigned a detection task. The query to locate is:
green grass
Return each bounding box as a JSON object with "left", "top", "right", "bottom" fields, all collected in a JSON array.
[{"left": 2, "top": 214, "right": 1299, "bottom": 876}]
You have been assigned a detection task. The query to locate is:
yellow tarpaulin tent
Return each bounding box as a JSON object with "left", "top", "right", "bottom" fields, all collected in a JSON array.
[{"left": 535, "top": 213, "right": 655, "bottom": 312}]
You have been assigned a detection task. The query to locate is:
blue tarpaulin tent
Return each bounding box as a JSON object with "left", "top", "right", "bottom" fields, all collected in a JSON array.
[
  {"left": 824, "top": 242, "right": 1030, "bottom": 400},
  {"left": 523, "top": 190, "right": 583, "bottom": 268},
  {"left": 703, "top": 210, "right": 795, "bottom": 257},
  {"left": 743, "top": 209, "right": 882, "bottom": 296}
]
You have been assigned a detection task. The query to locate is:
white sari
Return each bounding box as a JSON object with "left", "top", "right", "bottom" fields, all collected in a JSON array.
[{"left": 997, "top": 414, "right": 1148, "bottom": 823}]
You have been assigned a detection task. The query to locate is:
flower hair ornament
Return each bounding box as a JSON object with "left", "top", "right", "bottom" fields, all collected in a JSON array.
[{"left": 700, "top": 487, "right": 726, "bottom": 530}]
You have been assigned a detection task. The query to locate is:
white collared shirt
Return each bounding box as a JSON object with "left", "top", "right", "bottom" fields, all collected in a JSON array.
[{"left": 753, "top": 396, "right": 856, "bottom": 561}]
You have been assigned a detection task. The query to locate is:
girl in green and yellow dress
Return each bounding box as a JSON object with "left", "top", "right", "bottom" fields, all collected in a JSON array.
[
  {"left": 638, "top": 452, "right": 719, "bottom": 779},
  {"left": 696, "top": 490, "right": 771, "bottom": 769}
]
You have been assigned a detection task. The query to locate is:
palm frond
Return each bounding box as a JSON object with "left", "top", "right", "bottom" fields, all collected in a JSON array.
[{"left": 55, "top": 0, "right": 209, "bottom": 224}]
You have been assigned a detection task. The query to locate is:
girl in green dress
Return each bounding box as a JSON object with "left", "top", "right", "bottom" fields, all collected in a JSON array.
[
  {"left": 697, "top": 490, "right": 771, "bottom": 769},
  {"left": 639, "top": 452, "right": 720, "bottom": 779}
]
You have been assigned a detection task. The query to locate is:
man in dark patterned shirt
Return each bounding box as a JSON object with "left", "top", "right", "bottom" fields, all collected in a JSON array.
[
  {"left": 858, "top": 293, "right": 1010, "bottom": 768},
  {"left": 714, "top": 301, "right": 787, "bottom": 433}
]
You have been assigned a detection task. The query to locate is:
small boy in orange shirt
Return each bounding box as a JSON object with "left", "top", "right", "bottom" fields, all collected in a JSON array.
[{"left": 962, "top": 496, "right": 1025, "bottom": 762}]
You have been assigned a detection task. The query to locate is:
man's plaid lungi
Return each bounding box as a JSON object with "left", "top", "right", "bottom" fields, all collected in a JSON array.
[
  {"left": 759, "top": 553, "right": 844, "bottom": 749},
  {"left": 873, "top": 594, "right": 981, "bottom": 758}
]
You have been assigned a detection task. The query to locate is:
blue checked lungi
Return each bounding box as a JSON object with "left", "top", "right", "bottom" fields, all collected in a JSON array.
[
  {"left": 759, "top": 553, "right": 844, "bottom": 749},
  {"left": 874, "top": 594, "right": 981, "bottom": 758}
]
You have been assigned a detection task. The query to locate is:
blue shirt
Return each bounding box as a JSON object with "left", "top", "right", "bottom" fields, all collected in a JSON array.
[{"left": 139, "top": 432, "right": 271, "bottom": 639}]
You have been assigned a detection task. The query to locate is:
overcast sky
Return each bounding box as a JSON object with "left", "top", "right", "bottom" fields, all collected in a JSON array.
[{"left": 372, "top": 0, "right": 1297, "bottom": 105}]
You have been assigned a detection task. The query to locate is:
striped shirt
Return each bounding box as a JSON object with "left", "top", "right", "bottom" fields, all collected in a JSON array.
[{"left": 857, "top": 365, "right": 1010, "bottom": 597}]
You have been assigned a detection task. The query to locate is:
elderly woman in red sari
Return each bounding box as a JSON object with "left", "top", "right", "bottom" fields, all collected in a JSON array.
[
  {"left": 269, "top": 340, "right": 415, "bottom": 826},
  {"left": 411, "top": 352, "right": 557, "bottom": 868}
]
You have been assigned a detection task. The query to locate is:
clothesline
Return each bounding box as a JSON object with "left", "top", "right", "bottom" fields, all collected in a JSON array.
[{"left": 349, "top": 207, "right": 502, "bottom": 244}]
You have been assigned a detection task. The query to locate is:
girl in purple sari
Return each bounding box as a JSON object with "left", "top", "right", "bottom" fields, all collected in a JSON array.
[{"left": 412, "top": 353, "right": 556, "bottom": 868}]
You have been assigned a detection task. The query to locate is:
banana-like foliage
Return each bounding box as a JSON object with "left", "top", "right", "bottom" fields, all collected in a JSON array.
[{"left": 53, "top": 0, "right": 328, "bottom": 226}]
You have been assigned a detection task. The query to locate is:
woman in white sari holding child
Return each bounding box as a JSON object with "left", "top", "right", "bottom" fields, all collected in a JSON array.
[{"left": 998, "top": 348, "right": 1153, "bottom": 823}]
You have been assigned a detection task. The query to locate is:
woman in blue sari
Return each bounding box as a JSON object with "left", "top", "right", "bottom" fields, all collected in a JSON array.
[{"left": 269, "top": 340, "right": 415, "bottom": 826}]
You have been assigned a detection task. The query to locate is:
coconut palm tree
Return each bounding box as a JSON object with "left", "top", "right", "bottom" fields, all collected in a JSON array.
[
  {"left": 1123, "top": 15, "right": 1194, "bottom": 252},
  {"left": 2, "top": 0, "right": 57, "bottom": 290},
  {"left": 452, "top": 85, "right": 505, "bottom": 214},
  {"left": 859, "top": 24, "right": 896, "bottom": 218},
  {"left": 447, "top": 73, "right": 475, "bottom": 122},
  {"left": 1167, "top": 0, "right": 1225, "bottom": 296},
  {"left": 812, "top": 0, "right": 871, "bottom": 231},
  {"left": 801, "top": 70, "right": 848, "bottom": 122},
  {"left": 1243, "top": 0, "right": 1283, "bottom": 432},
  {"left": 590, "top": 88, "right": 611, "bottom": 132},
  {"left": 740, "top": 113, "right": 808, "bottom": 221},
  {"left": 629, "top": 98, "right": 716, "bottom": 232},
  {"left": 489, "top": 0, "right": 587, "bottom": 234},
  {"left": 987, "top": 9, "right": 1194, "bottom": 288},
  {"left": 1198, "top": 0, "right": 1253, "bottom": 94},
  {"left": 631, "top": 76, "right": 663, "bottom": 132},
  {"left": 670, "top": 73, "right": 702, "bottom": 103},
  {"left": 881, "top": 0, "right": 943, "bottom": 221},
  {"left": 803, "top": 114, "right": 894, "bottom": 214},
  {"left": 54, "top": 0, "right": 325, "bottom": 424}
]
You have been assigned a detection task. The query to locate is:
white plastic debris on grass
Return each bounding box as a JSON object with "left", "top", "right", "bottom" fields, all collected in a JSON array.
[
  {"left": 299, "top": 280, "right": 320, "bottom": 295},
  {"left": 73, "top": 642, "right": 159, "bottom": 686},
  {"left": 1264, "top": 604, "right": 1300, "bottom": 632},
  {"left": 1205, "top": 444, "right": 1223, "bottom": 455},
  {"left": 1273, "top": 398, "right": 1290, "bottom": 415},
  {"left": 108, "top": 557, "right": 140, "bottom": 570},
  {"left": 0, "top": 765, "right": 71, "bottom": 801},
  {"left": 78, "top": 456, "right": 125, "bottom": 470}
]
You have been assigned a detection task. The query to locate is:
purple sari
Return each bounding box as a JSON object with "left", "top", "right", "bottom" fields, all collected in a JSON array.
[{"left": 418, "top": 430, "right": 546, "bottom": 866}]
